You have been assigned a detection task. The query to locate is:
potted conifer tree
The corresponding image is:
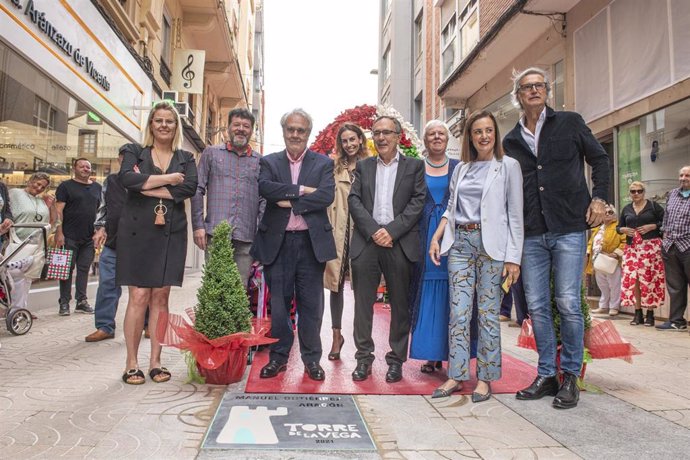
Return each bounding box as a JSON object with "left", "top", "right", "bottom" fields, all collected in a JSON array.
[{"left": 165, "top": 221, "right": 274, "bottom": 384}]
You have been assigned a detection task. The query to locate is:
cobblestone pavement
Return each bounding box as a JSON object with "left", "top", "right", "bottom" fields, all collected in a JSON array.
[{"left": 2, "top": 271, "right": 690, "bottom": 459}]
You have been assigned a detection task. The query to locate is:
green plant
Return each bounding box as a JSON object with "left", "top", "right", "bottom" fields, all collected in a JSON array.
[{"left": 193, "top": 221, "right": 252, "bottom": 339}]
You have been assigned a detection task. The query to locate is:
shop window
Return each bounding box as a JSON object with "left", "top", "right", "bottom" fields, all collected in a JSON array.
[
  {"left": 79, "top": 130, "right": 98, "bottom": 156},
  {"left": 33, "top": 97, "right": 56, "bottom": 133},
  {"left": 617, "top": 98, "right": 690, "bottom": 208},
  {"left": 0, "top": 45, "right": 129, "bottom": 187}
]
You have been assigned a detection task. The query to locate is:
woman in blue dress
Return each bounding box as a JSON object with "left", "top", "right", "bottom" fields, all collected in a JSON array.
[{"left": 409, "top": 120, "right": 459, "bottom": 373}]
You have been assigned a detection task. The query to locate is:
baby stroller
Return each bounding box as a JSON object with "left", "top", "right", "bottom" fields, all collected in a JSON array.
[{"left": 0, "top": 223, "right": 50, "bottom": 335}]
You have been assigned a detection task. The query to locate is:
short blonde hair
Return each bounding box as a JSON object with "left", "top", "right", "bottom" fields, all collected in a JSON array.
[
  {"left": 629, "top": 181, "right": 646, "bottom": 192},
  {"left": 142, "top": 100, "right": 183, "bottom": 150}
]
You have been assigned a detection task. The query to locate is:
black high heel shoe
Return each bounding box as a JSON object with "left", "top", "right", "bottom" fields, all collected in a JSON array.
[
  {"left": 328, "top": 336, "right": 345, "bottom": 361},
  {"left": 420, "top": 361, "right": 443, "bottom": 373}
]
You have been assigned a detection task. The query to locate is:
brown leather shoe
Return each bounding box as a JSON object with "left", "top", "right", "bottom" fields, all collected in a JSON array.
[{"left": 85, "top": 329, "right": 115, "bottom": 342}]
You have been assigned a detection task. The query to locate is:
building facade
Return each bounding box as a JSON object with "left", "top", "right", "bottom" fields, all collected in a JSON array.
[
  {"left": 1, "top": 0, "right": 258, "bottom": 268},
  {"left": 418, "top": 0, "right": 690, "bottom": 317}
]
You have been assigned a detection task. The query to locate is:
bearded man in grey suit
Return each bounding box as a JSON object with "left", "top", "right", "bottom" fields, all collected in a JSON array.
[{"left": 348, "top": 116, "right": 426, "bottom": 383}]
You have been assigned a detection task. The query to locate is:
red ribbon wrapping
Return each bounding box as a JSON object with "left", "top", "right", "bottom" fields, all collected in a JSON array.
[
  {"left": 159, "top": 308, "right": 277, "bottom": 370},
  {"left": 517, "top": 318, "right": 642, "bottom": 363}
]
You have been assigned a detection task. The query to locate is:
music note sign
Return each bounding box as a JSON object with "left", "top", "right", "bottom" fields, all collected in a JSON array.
[{"left": 172, "top": 49, "right": 206, "bottom": 94}]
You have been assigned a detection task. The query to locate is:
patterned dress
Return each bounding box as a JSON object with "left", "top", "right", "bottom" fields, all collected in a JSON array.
[{"left": 619, "top": 201, "right": 665, "bottom": 308}]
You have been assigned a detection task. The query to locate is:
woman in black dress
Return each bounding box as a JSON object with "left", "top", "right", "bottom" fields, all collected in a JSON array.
[{"left": 118, "top": 101, "right": 198, "bottom": 385}]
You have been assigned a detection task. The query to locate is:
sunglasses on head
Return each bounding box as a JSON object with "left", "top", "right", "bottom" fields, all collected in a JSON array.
[{"left": 629, "top": 189, "right": 644, "bottom": 194}]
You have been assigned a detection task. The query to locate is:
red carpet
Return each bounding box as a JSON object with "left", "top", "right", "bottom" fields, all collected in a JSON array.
[{"left": 245, "top": 287, "right": 537, "bottom": 395}]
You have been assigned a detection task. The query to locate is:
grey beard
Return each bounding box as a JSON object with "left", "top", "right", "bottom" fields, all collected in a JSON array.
[{"left": 230, "top": 137, "right": 248, "bottom": 150}]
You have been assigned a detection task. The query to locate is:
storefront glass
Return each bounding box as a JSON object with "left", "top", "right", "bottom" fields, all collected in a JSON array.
[
  {"left": 0, "top": 41, "right": 129, "bottom": 190},
  {"left": 617, "top": 97, "right": 690, "bottom": 208}
]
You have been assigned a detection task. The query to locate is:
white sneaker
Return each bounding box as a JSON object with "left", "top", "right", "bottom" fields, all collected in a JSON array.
[
  {"left": 590, "top": 307, "right": 609, "bottom": 315},
  {"left": 608, "top": 309, "right": 620, "bottom": 317}
]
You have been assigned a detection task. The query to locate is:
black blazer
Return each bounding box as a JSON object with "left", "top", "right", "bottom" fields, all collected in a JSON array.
[
  {"left": 348, "top": 154, "right": 426, "bottom": 262},
  {"left": 503, "top": 106, "right": 609, "bottom": 237},
  {"left": 250, "top": 150, "right": 336, "bottom": 265}
]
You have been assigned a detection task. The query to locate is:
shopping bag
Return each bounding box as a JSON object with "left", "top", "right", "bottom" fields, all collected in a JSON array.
[{"left": 45, "top": 247, "right": 73, "bottom": 280}]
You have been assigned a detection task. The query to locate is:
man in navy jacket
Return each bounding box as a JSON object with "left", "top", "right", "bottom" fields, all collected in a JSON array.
[
  {"left": 250, "top": 108, "right": 336, "bottom": 381},
  {"left": 503, "top": 67, "right": 609, "bottom": 409}
]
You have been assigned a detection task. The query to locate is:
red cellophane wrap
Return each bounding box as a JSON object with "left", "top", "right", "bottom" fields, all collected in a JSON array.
[
  {"left": 517, "top": 318, "right": 642, "bottom": 363},
  {"left": 585, "top": 319, "right": 641, "bottom": 362},
  {"left": 159, "top": 308, "right": 276, "bottom": 384}
]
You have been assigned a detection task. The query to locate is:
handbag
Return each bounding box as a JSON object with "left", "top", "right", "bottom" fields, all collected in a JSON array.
[
  {"left": 45, "top": 247, "right": 74, "bottom": 280},
  {"left": 593, "top": 252, "right": 618, "bottom": 275},
  {"left": 4, "top": 228, "right": 46, "bottom": 279}
]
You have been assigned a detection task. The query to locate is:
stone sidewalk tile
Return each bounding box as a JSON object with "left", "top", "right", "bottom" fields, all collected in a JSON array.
[
  {"left": 654, "top": 408, "right": 690, "bottom": 428},
  {"left": 357, "top": 395, "right": 472, "bottom": 452},
  {"left": 497, "top": 391, "right": 690, "bottom": 460},
  {"left": 442, "top": 398, "right": 562, "bottom": 450},
  {"left": 398, "top": 450, "right": 482, "bottom": 459},
  {"left": 475, "top": 447, "right": 581, "bottom": 459}
]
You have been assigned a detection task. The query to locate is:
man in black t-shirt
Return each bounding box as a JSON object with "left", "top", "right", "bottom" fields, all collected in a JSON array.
[{"left": 55, "top": 158, "right": 102, "bottom": 316}]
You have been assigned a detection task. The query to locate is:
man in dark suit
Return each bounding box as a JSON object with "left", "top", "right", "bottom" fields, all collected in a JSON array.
[
  {"left": 348, "top": 115, "right": 426, "bottom": 383},
  {"left": 250, "top": 108, "right": 336, "bottom": 381}
]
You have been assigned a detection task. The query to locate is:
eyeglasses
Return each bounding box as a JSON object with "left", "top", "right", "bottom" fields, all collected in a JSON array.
[
  {"left": 153, "top": 118, "right": 177, "bottom": 126},
  {"left": 518, "top": 82, "right": 547, "bottom": 93},
  {"left": 285, "top": 127, "right": 308, "bottom": 135},
  {"left": 629, "top": 189, "right": 644, "bottom": 194},
  {"left": 372, "top": 130, "right": 400, "bottom": 137},
  {"left": 605, "top": 210, "right": 615, "bottom": 216}
]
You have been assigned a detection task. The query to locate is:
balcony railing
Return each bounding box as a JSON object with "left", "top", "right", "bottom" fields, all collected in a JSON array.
[{"left": 160, "top": 60, "right": 171, "bottom": 86}]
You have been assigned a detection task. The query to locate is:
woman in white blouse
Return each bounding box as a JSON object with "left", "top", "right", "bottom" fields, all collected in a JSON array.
[{"left": 429, "top": 111, "right": 523, "bottom": 402}]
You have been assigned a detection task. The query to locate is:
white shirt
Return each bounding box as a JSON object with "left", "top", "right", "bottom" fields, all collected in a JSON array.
[
  {"left": 373, "top": 151, "right": 400, "bottom": 225},
  {"left": 519, "top": 107, "right": 547, "bottom": 156}
]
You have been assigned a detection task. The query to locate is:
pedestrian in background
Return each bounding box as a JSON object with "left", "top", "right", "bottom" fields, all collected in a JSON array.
[
  {"left": 429, "top": 110, "right": 523, "bottom": 402},
  {"left": 504, "top": 67, "right": 609, "bottom": 410},
  {"left": 192, "top": 108, "right": 263, "bottom": 288},
  {"left": 117, "top": 100, "right": 198, "bottom": 385},
  {"left": 657, "top": 166, "right": 690, "bottom": 331},
  {"left": 618, "top": 181, "right": 665, "bottom": 327},
  {"left": 323, "top": 123, "right": 369, "bottom": 361},
  {"left": 55, "top": 158, "right": 101, "bottom": 316},
  {"left": 587, "top": 204, "right": 626, "bottom": 317},
  {"left": 8, "top": 172, "right": 54, "bottom": 317},
  {"left": 409, "top": 120, "right": 459, "bottom": 375},
  {"left": 85, "top": 150, "right": 126, "bottom": 342}
]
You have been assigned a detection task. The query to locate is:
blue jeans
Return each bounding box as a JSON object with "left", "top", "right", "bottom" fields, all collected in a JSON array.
[
  {"left": 522, "top": 231, "right": 586, "bottom": 377},
  {"left": 94, "top": 246, "right": 122, "bottom": 335}
]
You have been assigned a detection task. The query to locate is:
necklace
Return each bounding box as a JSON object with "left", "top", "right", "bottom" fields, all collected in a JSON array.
[
  {"left": 425, "top": 156, "right": 449, "bottom": 168},
  {"left": 25, "top": 189, "right": 43, "bottom": 222},
  {"left": 152, "top": 148, "right": 172, "bottom": 173}
]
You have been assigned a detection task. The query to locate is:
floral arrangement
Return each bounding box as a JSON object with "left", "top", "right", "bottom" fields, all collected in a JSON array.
[{"left": 310, "top": 104, "right": 421, "bottom": 158}]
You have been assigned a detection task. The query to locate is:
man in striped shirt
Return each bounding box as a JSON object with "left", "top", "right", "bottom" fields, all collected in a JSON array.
[
  {"left": 657, "top": 165, "right": 690, "bottom": 331},
  {"left": 191, "top": 108, "right": 263, "bottom": 287}
]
